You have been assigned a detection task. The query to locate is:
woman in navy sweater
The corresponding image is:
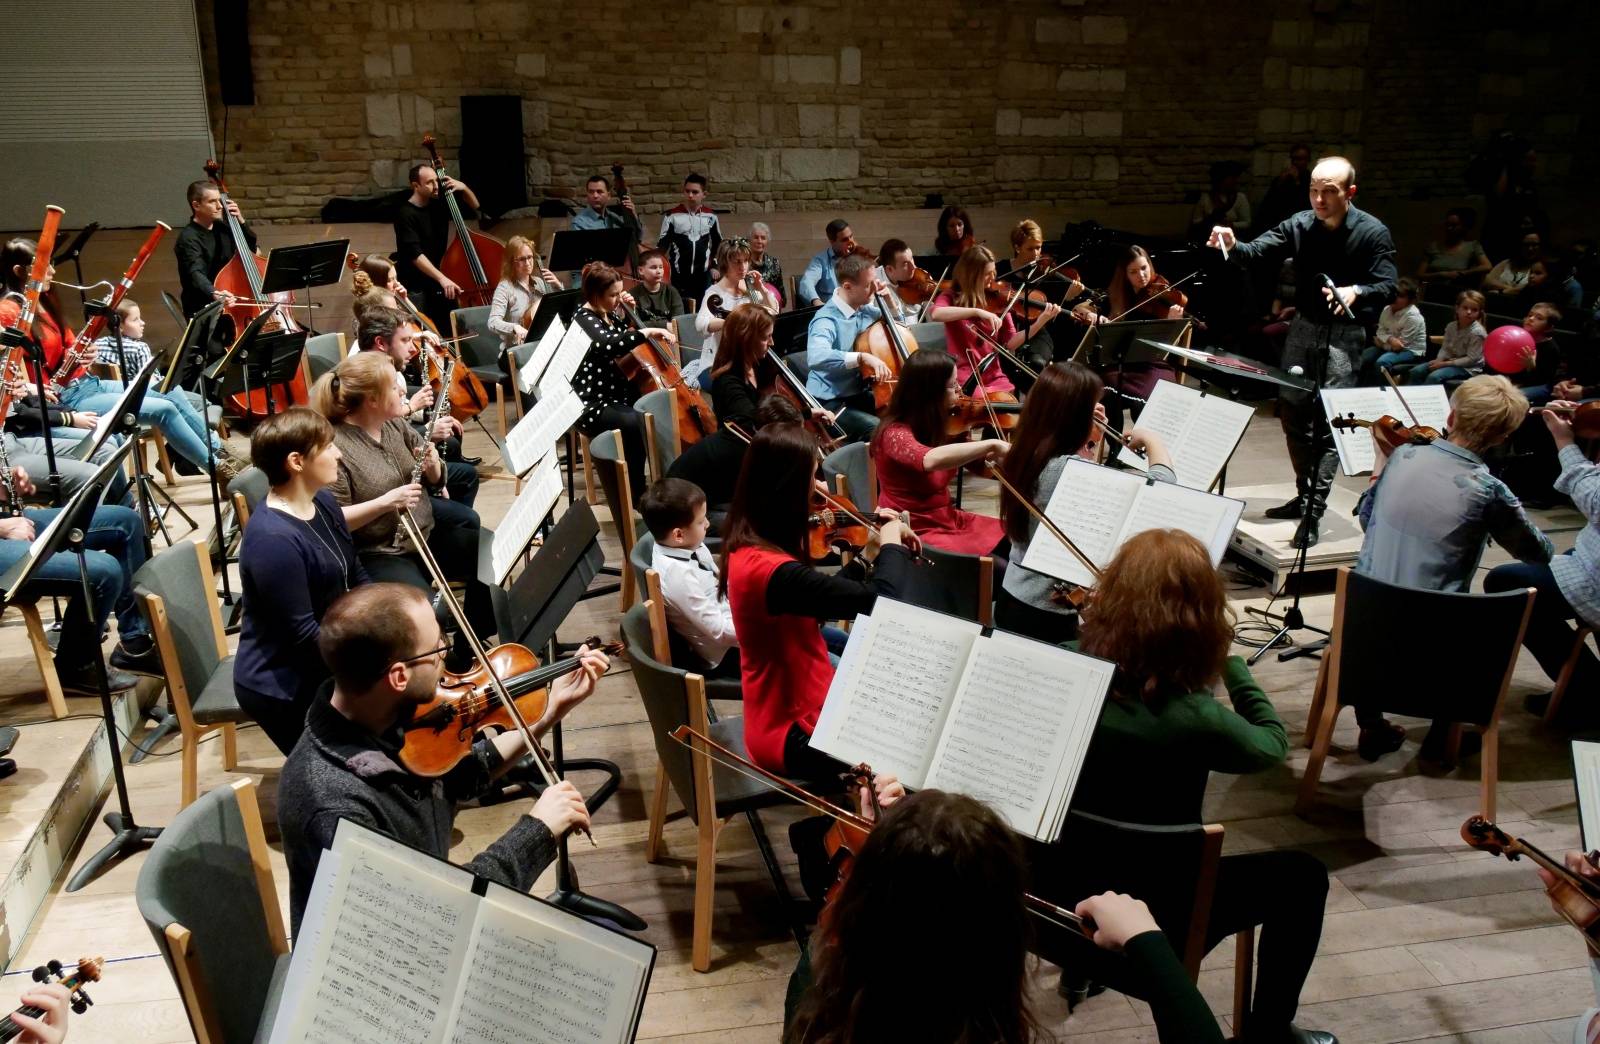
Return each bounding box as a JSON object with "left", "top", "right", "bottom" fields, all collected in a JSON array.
[{"left": 235, "top": 408, "right": 368, "bottom": 754}]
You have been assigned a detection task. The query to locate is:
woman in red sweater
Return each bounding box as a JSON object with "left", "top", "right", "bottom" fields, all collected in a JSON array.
[{"left": 719, "top": 422, "right": 917, "bottom": 783}]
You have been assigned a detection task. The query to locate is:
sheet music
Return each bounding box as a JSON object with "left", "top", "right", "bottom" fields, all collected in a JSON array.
[
  {"left": 491, "top": 451, "right": 562, "bottom": 583},
  {"left": 810, "top": 600, "right": 980, "bottom": 787},
  {"left": 1118, "top": 478, "right": 1245, "bottom": 569},
  {"left": 924, "top": 632, "right": 1113, "bottom": 840},
  {"left": 268, "top": 851, "right": 344, "bottom": 1044},
  {"left": 1321, "top": 384, "right": 1451, "bottom": 475},
  {"left": 519, "top": 318, "right": 567, "bottom": 394},
  {"left": 1576, "top": 740, "right": 1600, "bottom": 851},
  {"left": 1123, "top": 380, "right": 1255, "bottom": 492},
  {"left": 442, "top": 885, "right": 650, "bottom": 1044},
  {"left": 272, "top": 835, "right": 478, "bottom": 1044},
  {"left": 1022, "top": 461, "right": 1142, "bottom": 586},
  {"left": 547, "top": 321, "right": 593, "bottom": 389},
  {"left": 505, "top": 382, "right": 584, "bottom": 476}
]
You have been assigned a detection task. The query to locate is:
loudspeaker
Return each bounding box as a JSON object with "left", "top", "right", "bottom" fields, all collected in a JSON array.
[
  {"left": 212, "top": 0, "right": 255, "bottom": 107},
  {"left": 459, "top": 95, "right": 529, "bottom": 219}
]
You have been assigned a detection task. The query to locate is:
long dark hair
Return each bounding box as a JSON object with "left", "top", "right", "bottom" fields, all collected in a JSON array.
[
  {"left": 873, "top": 348, "right": 953, "bottom": 450},
  {"left": 710, "top": 304, "right": 774, "bottom": 379},
  {"left": 0, "top": 238, "right": 67, "bottom": 334},
  {"left": 1000, "top": 361, "right": 1103, "bottom": 544},
  {"left": 786, "top": 790, "right": 1038, "bottom": 1044},
  {"left": 1106, "top": 244, "right": 1156, "bottom": 318},
  {"left": 934, "top": 205, "right": 974, "bottom": 256},
  {"left": 718, "top": 423, "right": 820, "bottom": 595}
]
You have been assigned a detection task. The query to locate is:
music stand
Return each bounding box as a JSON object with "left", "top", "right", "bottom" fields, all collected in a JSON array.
[
  {"left": 772, "top": 305, "right": 822, "bottom": 357},
  {"left": 52, "top": 222, "right": 100, "bottom": 309},
  {"left": 479, "top": 501, "right": 640, "bottom": 931},
  {"left": 261, "top": 239, "right": 351, "bottom": 334},
  {"left": 206, "top": 306, "right": 308, "bottom": 419},
  {"left": 548, "top": 228, "right": 633, "bottom": 274},
  {"left": 160, "top": 299, "right": 227, "bottom": 396},
  {"left": 527, "top": 288, "right": 583, "bottom": 342},
  {"left": 0, "top": 441, "right": 163, "bottom": 891}
]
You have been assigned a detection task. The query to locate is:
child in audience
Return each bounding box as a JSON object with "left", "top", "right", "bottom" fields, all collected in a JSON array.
[
  {"left": 642, "top": 478, "right": 739, "bottom": 680},
  {"left": 629, "top": 249, "right": 683, "bottom": 329},
  {"left": 1491, "top": 302, "right": 1563, "bottom": 393},
  {"left": 1397, "top": 289, "right": 1486, "bottom": 385},
  {"left": 1361, "top": 277, "right": 1427, "bottom": 382}
]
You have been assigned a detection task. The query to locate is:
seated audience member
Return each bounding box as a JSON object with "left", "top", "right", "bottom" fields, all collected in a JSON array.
[
  {"left": 1483, "top": 230, "right": 1542, "bottom": 294},
  {"left": 1188, "top": 160, "right": 1250, "bottom": 241},
  {"left": 749, "top": 223, "right": 784, "bottom": 308},
  {"left": 1417, "top": 207, "right": 1492, "bottom": 288},
  {"left": 1361, "top": 277, "right": 1428, "bottom": 382},
  {"left": 1255, "top": 142, "right": 1312, "bottom": 232},
  {"left": 235, "top": 407, "right": 369, "bottom": 755},
  {"left": 276, "top": 582, "right": 607, "bottom": 933},
  {"left": 641, "top": 478, "right": 738, "bottom": 679},
  {"left": 933, "top": 205, "right": 974, "bottom": 258},
  {"left": 629, "top": 249, "right": 683, "bottom": 329},
  {"left": 797, "top": 219, "right": 859, "bottom": 308},
  {"left": 1485, "top": 408, "right": 1600, "bottom": 724},
  {"left": 1351, "top": 376, "right": 1553, "bottom": 762},
  {"left": 804, "top": 252, "right": 892, "bottom": 443},
  {"left": 1395, "top": 289, "right": 1486, "bottom": 385},
  {"left": 1487, "top": 303, "right": 1563, "bottom": 394}
]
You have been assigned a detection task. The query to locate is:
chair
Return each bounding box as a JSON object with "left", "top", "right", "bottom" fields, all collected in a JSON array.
[
  {"left": 907, "top": 547, "right": 994, "bottom": 626},
  {"left": 620, "top": 603, "right": 791, "bottom": 972},
  {"left": 909, "top": 321, "right": 948, "bottom": 352},
  {"left": 303, "top": 331, "right": 347, "bottom": 384},
  {"left": 823, "top": 441, "right": 877, "bottom": 507},
  {"left": 1, "top": 600, "right": 68, "bottom": 719},
  {"left": 673, "top": 312, "right": 705, "bottom": 356},
  {"left": 1540, "top": 625, "right": 1597, "bottom": 723},
  {"left": 589, "top": 429, "right": 642, "bottom": 609},
  {"left": 1031, "top": 809, "right": 1255, "bottom": 1029},
  {"left": 227, "top": 467, "right": 269, "bottom": 533},
  {"left": 1298, "top": 567, "right": 1536, "bottom": 819},
  {"left": 449, "top": 305, "right": 516, "bottom": 440},
  {"left": 136, "top": 779, "right": 289, "bottom": 1044},
  {"left": 134, "top": 540, "right": 249, "bottom": 808},
  {"left": 635, "top": 388, "right": 681, "bottom": 485},
  {"left": 630, "top": 542, "right": 743, "bottom": 702},
  {"left": 782, "top": 349, "right": 810, "bottom": 382}
]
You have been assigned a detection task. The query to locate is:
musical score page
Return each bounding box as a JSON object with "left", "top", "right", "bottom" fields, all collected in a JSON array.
[
  {"left": 1120, "top": 477, "right": 1245, "bottom": 569},
  {"left": 1575, "top": 740, "right": 1600, "bottom": 851},
  {"left": 518, "top": 318, "right": 567, "bottom": 394},
  {"left": 1021, "top": 460, "right": 1142, "bottom": 586},
  {"left": 491, "top": 451, "right": 562, "bottom": 583},
  {"left": 441, "top": 885, "right": 651, "bottom": 1044},
  {"left": 1122, "top": 380, "right": 1255, "bottom": 492},
  {"left": 505, "top": 381, "right": 584, "bottom": 476},
  {"left": 923, "top": 632, "right": 1113, "bottom": 840},
  {"left": 810, "top": 600, "right": 980, "bottom": 787},
  {"left": 1321, "top": 384, "right": 1450, "bottom": 475},
  {"left": 547, "top": 322, "right": 593, "bottom": 389}
]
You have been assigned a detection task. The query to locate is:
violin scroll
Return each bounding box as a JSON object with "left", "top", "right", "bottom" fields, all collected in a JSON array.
[{"left": 1460, "top": 814, "right": 1515, "bottom": 858}]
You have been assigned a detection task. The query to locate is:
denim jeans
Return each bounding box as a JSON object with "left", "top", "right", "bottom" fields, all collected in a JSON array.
[
  {"left": 1484, "top": 556, "right": 1599, "bottom": 704},
  {"left": 63, "top": 376, "right": 218, "bottom": 468},
  {"left": 819, "top": 393, "right": 878, "bottom": 444},
  {"left": 0, "top": 504, "right": 148, "bottom": 667}
]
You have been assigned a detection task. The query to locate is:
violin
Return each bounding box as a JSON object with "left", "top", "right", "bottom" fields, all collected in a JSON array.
[
  {"left": 614, "top": 302, "right": 717, "bottom": 444},
  {"left": 852, "top": 287, "right": 916, "bottom": 411},
  {"left": 891, "top": 266, "right": 941, "bottom": 307},
  {"left": 203, "top": 160, "right": 308, "bottom": 419},
  {"left": 1538, "top": 401, "right": 1600, "bottom": 440},
  {"left": 1462, "top": 815, "right": 1600, "bottom": 956},
  {"left": 1330, "top": 413, "right": 1441, "bottom": 448},
  {"left": 0, "top": 956, "right": 103, "bottom": 1041},
  {"left": 986, "top": 461, "right": 1100, "bottom": 608},
  {"left": 822, "top": 763, "right": 881, "bottom": 904},
  {"left": 399, "top": 636, "right": 625, "bottom": 777},
  {"left": 945, "top": 392, "right": 1021, "bottom": 438},
  {"left": 421, "top": 134, "right": 505, "bottom": 309},
  {"left": 807, "top": 488, "right": 875, "bottom": 561}
]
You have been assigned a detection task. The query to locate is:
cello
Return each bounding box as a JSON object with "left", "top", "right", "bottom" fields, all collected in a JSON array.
[
  {"left": 202, "top": 160, "right": 307, "bottom": 419},
  {"left": 614, "top": 299, "right": 718, "bottom": 445},
  {"left": 854, "top": 286, "right": 917, "bottom": 411},
  {"left": 421, "top": 134, "right": 505, "bottom": 309}
]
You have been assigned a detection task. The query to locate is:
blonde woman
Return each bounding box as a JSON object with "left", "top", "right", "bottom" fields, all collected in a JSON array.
[{"left": 488, "top": 235, "right": 563, "bottom": 347}]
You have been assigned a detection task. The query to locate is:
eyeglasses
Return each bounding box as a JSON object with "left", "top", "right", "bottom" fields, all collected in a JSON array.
[
  {"left": 514, "top": 254, "right": 537, "bottom": 264},
  {"left": 394, "top": 638, "right": 450, "bottom": 668}
]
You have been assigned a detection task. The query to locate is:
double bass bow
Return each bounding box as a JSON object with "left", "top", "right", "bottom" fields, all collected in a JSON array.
[{"left": 421, "top": 133, "right": 505, "bottom": 309}]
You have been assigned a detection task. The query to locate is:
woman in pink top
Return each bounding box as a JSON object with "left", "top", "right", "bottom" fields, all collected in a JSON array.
[{"left": 928, "top": 245, "right": 1060, "bottom": 395}]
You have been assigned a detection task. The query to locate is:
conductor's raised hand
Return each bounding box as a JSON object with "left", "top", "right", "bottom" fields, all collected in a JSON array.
[
  {"left": 1207, "top": 226, "right": 1237, "bottom": 252},
  {"left": 529, "top": 780, "right": 590, "bottom": 839}
]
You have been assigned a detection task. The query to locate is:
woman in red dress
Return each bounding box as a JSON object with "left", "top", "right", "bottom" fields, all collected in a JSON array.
[
  {"left": 869, "top": 349, "right": 1007, "bottom": 557},
  {"left": 928, "top": 246, "right": 1060, "bottom": 396}
]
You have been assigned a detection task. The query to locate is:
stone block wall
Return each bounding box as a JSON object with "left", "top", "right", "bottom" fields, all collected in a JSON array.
[{"left": 195, "top": 0, "right": 1598, "bottom": 228}]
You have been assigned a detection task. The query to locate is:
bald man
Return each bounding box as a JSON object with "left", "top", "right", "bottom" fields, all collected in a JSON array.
[{"left": 1210, "top": 157, "right": 1397, "bottom": 548}]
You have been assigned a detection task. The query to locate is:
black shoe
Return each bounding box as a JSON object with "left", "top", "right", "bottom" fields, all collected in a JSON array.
[
  {"left": 1524, "top": 689, "right": 1553, "bottom": 716},
  {"left": 459, "top": 454, "right": 484, "bottom": 466},
  {"left": 1241, "top": 1026, "right": 1339, "bottom": 1044},
  {"left": 0, "top": 758, "right": 14, "bottom": 780},
  {"left": 1357, "top": 721, "right": 1406, "bottom": 761},
  {"left": 110, "top": 642, "right": 164, "bottom": 678},
  {"left": 1263, "top": 498, "right": 1304, "bottom": 520},
  {"left": 1291, "top": 515, "right": 1321, "bottom": 549},
  {"left": 58, "top": 663, "right": 138, "bottom": 697},
  {"left": 0, "top": 726, "right": 17, "bottom": 757},
  {"left": 1056, "top": 971, "right": 1106, "bottom": 1011},
  {"left": 1419, "top": 727, "right": 1482, "bottom": 770}
]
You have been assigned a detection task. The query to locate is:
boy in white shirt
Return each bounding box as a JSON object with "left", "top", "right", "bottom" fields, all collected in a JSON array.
[
  {"left": 1361, "top": 277, "right": 1428, "bottom": 383},
  {"left": 642, "top": 478, "right": 739, "bottom": 679}
]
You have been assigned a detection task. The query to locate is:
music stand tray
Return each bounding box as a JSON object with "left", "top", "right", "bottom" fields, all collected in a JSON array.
[
  {"left": 548, "top": 228, "right": 633, "bottom": 273},
  {"left": 207, "top": 306, "right": 308, "bottom": 415},
  {"left": 160, "top": 299, "right": 227, "bottom": 394},
  {"left": 528, "top": 288, "right": 584, "bottom": 342},
  {"left": 261, "top": 240, "right": 352, "bottom": 296},
  {"left": 1137, "top": 340, "right": 1316, "bottom": 394},
  {"left": 1074, "top": 318, "right": 1191, "bottom": 368}
]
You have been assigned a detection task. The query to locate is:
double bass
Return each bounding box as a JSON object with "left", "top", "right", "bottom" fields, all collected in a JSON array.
[
  {"left": 202, "top": 160, "right": 307, "bottom": 419},
  {"left": 420, "top": 134, "right": 504, "bottom": 309}
]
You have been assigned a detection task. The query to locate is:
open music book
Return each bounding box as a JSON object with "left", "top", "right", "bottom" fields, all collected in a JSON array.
[
  {"left": 1121, "top": 379, "right": 1255, "bottom": 492},
  {"left": 1020, "top": 458, "right": 1245, "bottom": 587},
  {"left": 809, "top": 598, "right": 1113, "bottom": 842},
  {"left": 505, "top": 379, "right": 585, "bottom": 477},
  {"left": 1320, "top": 384, "right": 1450, "bottom": 476},
  {"left": 546, "top": 320, "right": 594, "bottom": 390},
  {"left": 490, "top": 450, "right": 562, "bottom": 583},
  {"left": 1574, "top": 740, "right": 1600, "bottom": 851},
  {"left": 517, "top": 317, "right": 568, "bottom": 395},
  {"left": 269, "top": 819, "right": 654, "bottom": 1044}
]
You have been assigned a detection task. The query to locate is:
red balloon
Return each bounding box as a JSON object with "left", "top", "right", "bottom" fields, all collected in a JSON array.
[{"left": 1484, "top": 324, "right": 1537, "bottom": 375}]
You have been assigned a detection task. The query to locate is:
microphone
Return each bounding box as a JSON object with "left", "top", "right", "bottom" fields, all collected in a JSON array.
[
  {"left": 1288, "top": 365, "right": 1305, "bottom": 376},
  {"left": 1320, "top": 274, "right": 1350, "bottom": 318}
]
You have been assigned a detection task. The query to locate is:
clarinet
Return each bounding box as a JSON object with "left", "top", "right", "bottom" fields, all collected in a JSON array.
[{"left": 411, "top": 354, "right": 455, "bottom": 493}]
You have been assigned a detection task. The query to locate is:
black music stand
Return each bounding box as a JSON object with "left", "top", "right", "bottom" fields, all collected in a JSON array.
[
  {"left": 527, "top": 288, "right": 583, "bottom": 343},
  {"left": 206, "top": 306, "right": 308, "bottom": 420},
  {"left": 479, "top": 501, "right": 641, "bottom": 931},
  {"left": 52, "top": 223, "right": 100, "bottom": 309},
  {"left": 261, "top": 239, "right": 351, "bottom": 334},
  {"left": 772, "top": 305, "right": 822, "bottom": 357},
  {"left": 549, "top": 228, "right": 633, "bottom": 275},
  {"left": 0, "top": 442, "right": 162, "bottom": 892}
]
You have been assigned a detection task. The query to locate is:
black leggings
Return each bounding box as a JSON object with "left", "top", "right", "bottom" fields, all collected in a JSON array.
[
  {"left": 994, "top": 584, "right": 1078, "bottom": 644},
  {"left": 583, "top": 405, "right": 648, "bottom": 506},
  {"left": 783, "top": 723, "right": 853, "bottom": 904},
  {"left": 235, "top": 683, "right": 316, "bottom": 756}
]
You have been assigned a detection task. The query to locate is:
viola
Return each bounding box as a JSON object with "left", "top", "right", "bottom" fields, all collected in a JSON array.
[
  {"left": 1462, "top": 815, "right": 1600, "bottom": 956},
  {"left": 421, "top": 134, "right": 505, "bottom": 309},
  {"left": 946, "top": 392, "right": 1021, "bottom": 438},
  {"left": 614, "top": 303, "right": 717, "bottom": 444},
  {"left": 0, "top": 956, "right": 103, "bottom": 1041},
  {"left": 1329, "top": 413, "right": 1441, "bottom": 448},
  {"left": 203, "top": 160, "right": 308, "bottom": 419},
  {"left": 852, "top": 287, "right": 916, "bottom": 411},
  {"left": 399, "top": 637, "right": 625, "bottom": 778},
  {"left": 807, "top": 488, "right": 875, "bottom": 561}
]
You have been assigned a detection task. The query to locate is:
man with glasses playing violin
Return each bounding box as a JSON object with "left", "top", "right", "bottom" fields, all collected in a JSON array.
[{"left": 276, "top": 582, "right": 609, "bottom": 936}]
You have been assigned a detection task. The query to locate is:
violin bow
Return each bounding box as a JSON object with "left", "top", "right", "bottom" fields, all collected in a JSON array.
[
  {"left": 959, "top": 344, "right": 1011, "bottom": 444},
  {"left": 1379, "top": 366, "right": 1427, "bottom": 429},
  {"left": 1106, "top": 269, "right": 1200, "bottom": 324},
  {"left": 397, "top": 510, "right": 596, "bottom": 845},
  {"left": 915, "top": 262, "right": 954, "bottom": 323},
  {"left": 987, "top": 464, "right": 1103, "bottom": 583}
]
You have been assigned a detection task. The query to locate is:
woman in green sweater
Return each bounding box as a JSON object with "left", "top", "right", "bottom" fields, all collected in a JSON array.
[{"left": 1063, "top": 528, "right": 1336, "bottom": 1044}]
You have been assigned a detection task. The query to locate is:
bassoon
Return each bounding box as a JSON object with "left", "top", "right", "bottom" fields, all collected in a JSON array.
[
  {"left": 48, "top": 222, "right": 171, "bottom": 390},
  {"left": 0, "top": 205, "right": 67, "bottom": 513}
]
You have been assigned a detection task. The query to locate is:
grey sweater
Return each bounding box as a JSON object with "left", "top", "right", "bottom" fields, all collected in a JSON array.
[{"left": 278, "top": 687, "right": 556, "bottom": 937}]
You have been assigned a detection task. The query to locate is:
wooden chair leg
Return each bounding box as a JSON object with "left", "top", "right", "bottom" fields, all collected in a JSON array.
[
  {"left": 580, "top": 435, "right": 598, "bottom": 505},
  {"left": 19, "top": 605, "right": 67, "bottom": 719},
  {"left": 221, "top": 724, "right": 238, "bottom": 771},
  {"left": 692, "top": 815, "right": 718, "bottom": 972},
  {"left": 496, "top": 386, "right": 509, "bottom": 443},
  {"left": 1545, "top": 626, "right": 1595, "bottom": 723},
  {"left": 180, "top": 736, "right": 199, "bottom": 810},
  {"left": 1481, "top": 723, "right": 1499, "bottom": 821},
  {"left": 1303, "top": 655, "right": 1330, "bottom": 749},
  {"left": 1233, "top": 927, "right": 1256, "bottom": 1036},
  {"left": 153, "top": 431, "right": 177, "bottom": 485},
  {"left": 1295, "top": 696, "right": 1341, "bottom": 814},
  {"left": 645, "top": 758, "right": 670, "bottom": 864}
]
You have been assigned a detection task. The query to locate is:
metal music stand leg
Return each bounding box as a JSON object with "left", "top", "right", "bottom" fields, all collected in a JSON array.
[{"left": 544, "top": 718, "right": 645, "bottom": 931}]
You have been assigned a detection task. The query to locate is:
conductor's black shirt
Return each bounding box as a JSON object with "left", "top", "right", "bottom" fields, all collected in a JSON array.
[{"left": 1233, "top": 207, "right": 1398, "bottom": 326}]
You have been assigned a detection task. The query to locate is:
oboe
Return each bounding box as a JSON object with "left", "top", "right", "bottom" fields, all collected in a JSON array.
[{"left": 48, "top": 222, "right": 170, "bottom": 391}]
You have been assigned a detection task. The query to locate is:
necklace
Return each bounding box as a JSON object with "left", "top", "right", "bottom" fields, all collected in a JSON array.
[{"left": 268, "top": 495, "right": 351, "bottom": 592}]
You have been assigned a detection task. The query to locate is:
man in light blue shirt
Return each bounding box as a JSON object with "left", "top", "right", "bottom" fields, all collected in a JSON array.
[
  {"left": 797, "top": 219, "right": 858, "bottom": 307},
  {"left": 570, "top": 174, "right": 636, "bottom": 232},
  {"left": 805, "top": 252, "right": 893, "bottom": 442}
]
